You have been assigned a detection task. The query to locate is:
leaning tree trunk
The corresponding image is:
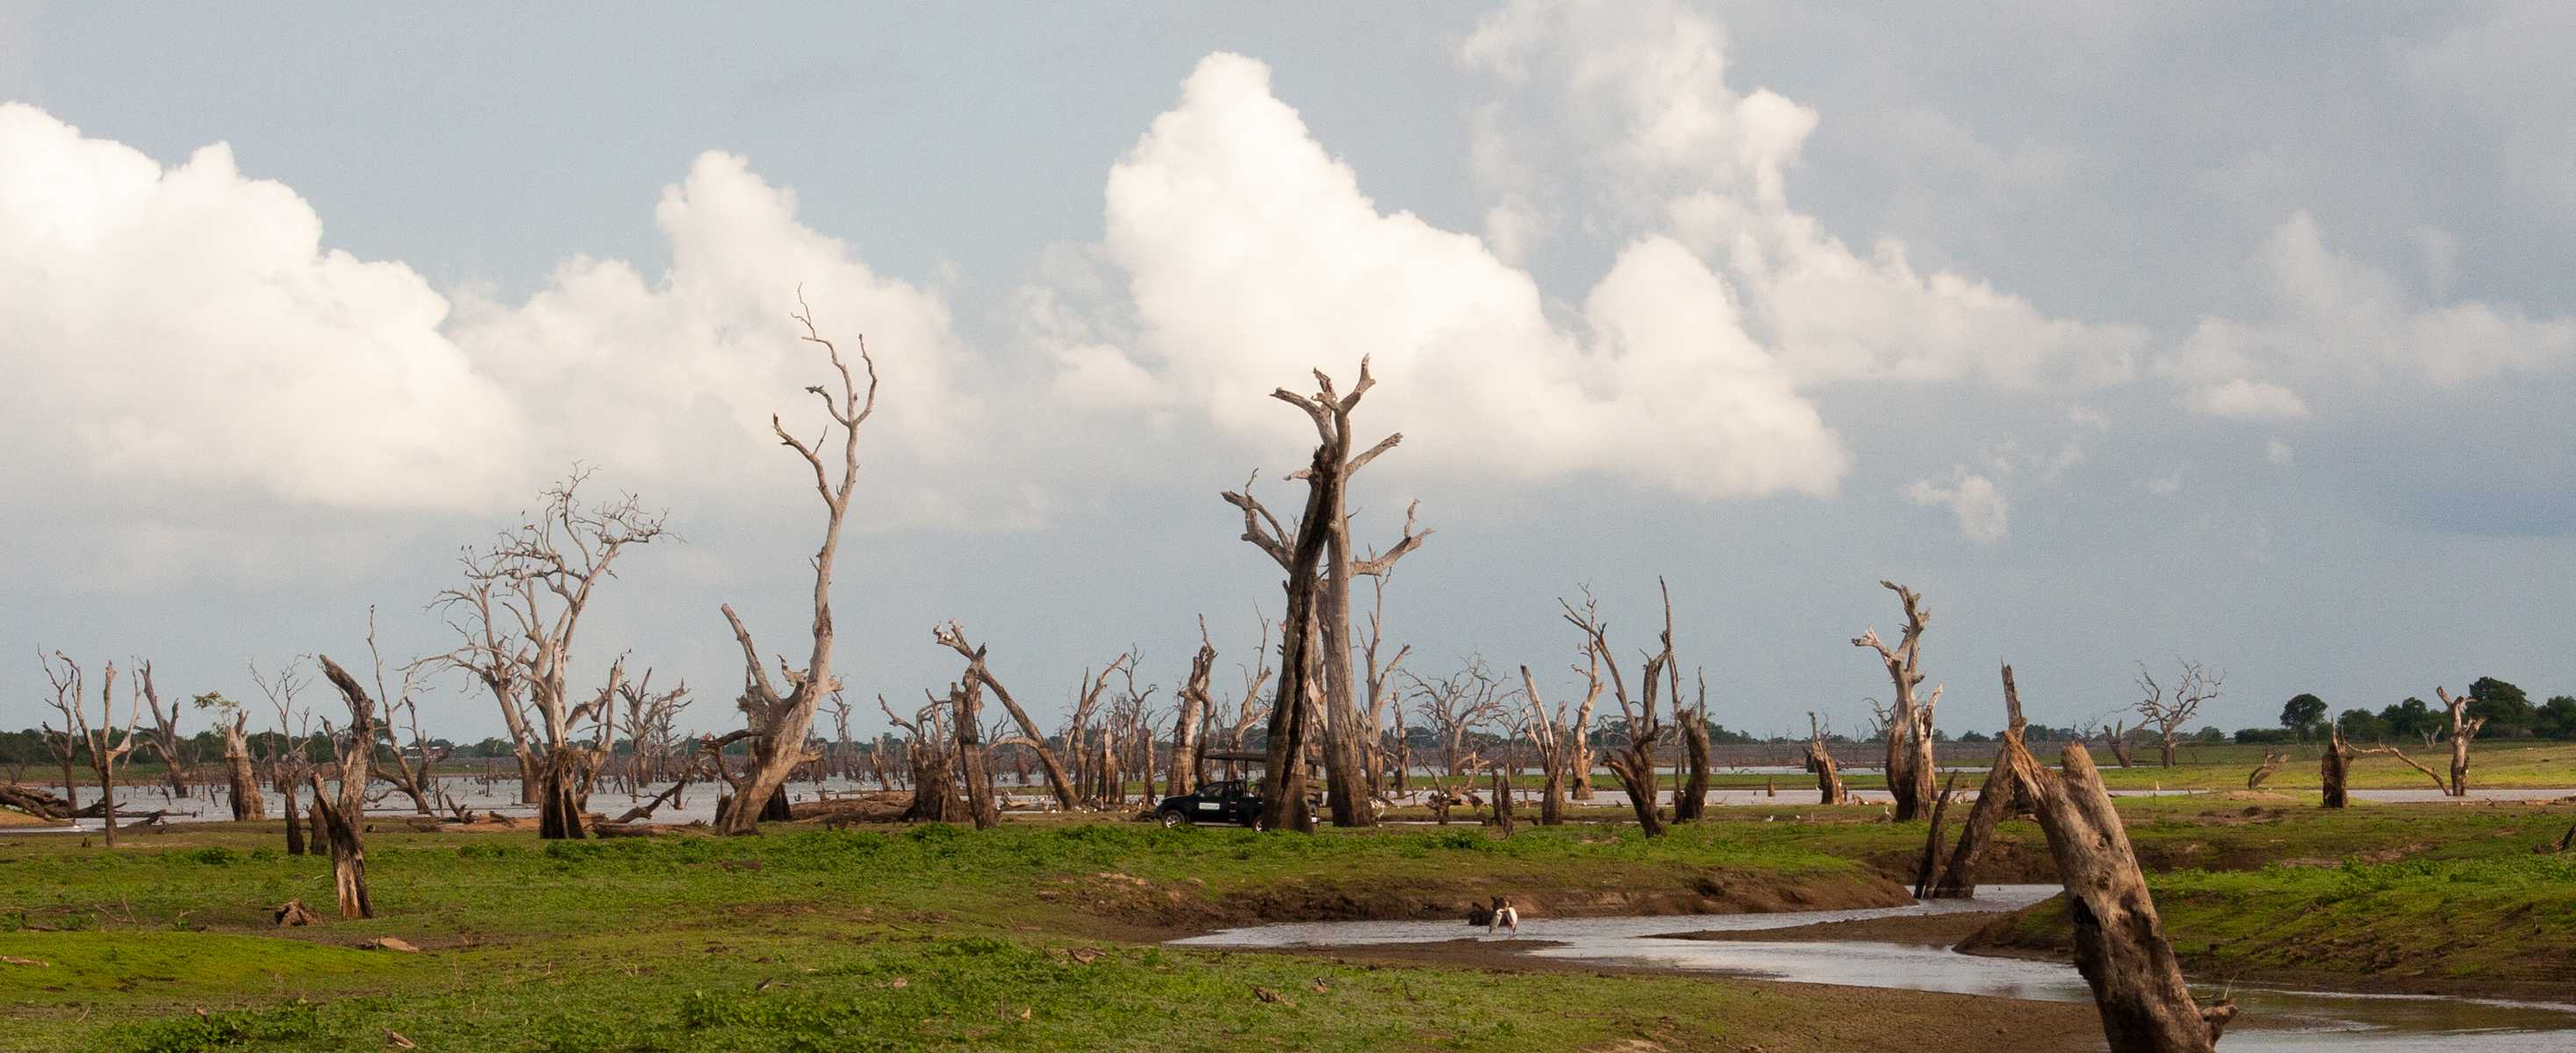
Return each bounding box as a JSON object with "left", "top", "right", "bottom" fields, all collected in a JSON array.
[
  {"left": 1604, "top": 748, "right": 1664, "bottom": 837},
  {"left": 2245, "top": 751, "right": 2284, "bottom": 791},
  {"left": 312, "top": 655, "right": 379, "bottom": 920},
  {"left": 1805, "top": 714, "right": 1848, "bottom": 806},
  {"left": 1912, "top": 772, "right": 1962, "bottom": 899},
  {"left": 2000, "top": 734, "right": 2235, "bottom": 1052},
  {"left": 1673, "top": 712, "right": 1711, "bottom": 822},
  {"left": 1933, "top": 666, "right": 2031, "bottom": 899},
  {"left": 306, "top": 774, "right": 372, "bottom": 920}
]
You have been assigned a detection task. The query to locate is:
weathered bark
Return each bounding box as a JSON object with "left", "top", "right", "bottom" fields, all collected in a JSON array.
[
  {"left": 1932, "top": 664, "right": 2029, "bottom": 899},
  {"left": 278, "top": 774, "right": 306, "bottom": 856},
  {"left": 1805, "top": 713, "right": 1848, "bottom": 806},
  {"left": 0, "top": 782, "right": 72, "bottom": 820},
  {"left": 1513, "top": 664, "right": 1568, "bottom": 826},
  {"left": 65, "top": 659, "right": 143, "bottom": 848},
  {"left": 1564, "top": 584, "right": 1675, "bottom": 838},
  {"left": 2436, "top": 686, "right": 2485, "bottom": 797},
  {"left": 220, "top": 712, "right": 266, "bottom": 820},
  {"left": 1488, "top": 764, "right": 1514, "bottom": 836},
  {"left": 951, "top": 677, "right": 1000, "bottom": 830},
  {"left": 135, "top": 663, "right": 188, "bottom": 795},
  {"left": 312, "top": 655, "right": 378, "bottom": 920},
  {"left": 1853, "top": 581, "right": 1938, "bottom": 820},
  {"left": 1999, "top": 727, "right": 2235, "bottom": 1051},
  {"left": 1170, "top": 623, "right": 1216, "bottom": 800},
  {"left": 719, "top": 301, "right": 872, "bottom": 835}
]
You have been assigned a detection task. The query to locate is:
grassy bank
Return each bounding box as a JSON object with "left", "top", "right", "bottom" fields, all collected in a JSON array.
[{"left": 1965, "top": 849, "right": 2576, "bottom": 993}]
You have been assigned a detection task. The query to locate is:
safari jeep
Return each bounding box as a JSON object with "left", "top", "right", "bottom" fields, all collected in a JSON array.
[{"left": 1154, "top": 779, "right": 1266, "bottom": 828}]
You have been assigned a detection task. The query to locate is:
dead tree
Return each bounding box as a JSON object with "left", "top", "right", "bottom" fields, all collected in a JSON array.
[
  {"left": 1673, "top": 670, "right": 1712, "bottom": 823},
  {"left": 310, "top": 655, "right": 378, "bottom": 920},
  {"left": 1804, "top": 712, "right": 1848, "bottom": 806},
  {"left": 2099, "top": 718, "right": 2137, "bottom": 769},
  {"left": 2359, "top": 741, "right": 2448, "bottom": 793},
  {"left": 1998, "top": 686, "right": 2236, "bottom": 1052},
  {"left": 2435, "top": 686, "right": 2485, "bottom": 796},
  {"left": 1562, "top": 581, "right": 1677, "bottom": 837},
  {"left": 935, "top": 622, "right": 1079, "bottom": 811},
  {"left": 874, "top": 695, "right": 968, "bottom": 823},
  {"left": 1219, "top": 357, "right": 1431, "bottom": 829},
  {"left": 252, "top": 659, "right": 312, "bottom": 855},
  {"left": 1852, "top": 581, "right": 1938, "bottom": 820},
  {"left": 1359, "top": 577, "right": 1410, "bottom": 800},
  {"left": 936, "top": 651, "right": 1001, "bottom": 830},
  {"left": 38, "top": 652, "right": 85, "bottom": 813},
  {"left": 1912, "top": 771, "right": 1963, "bottom": 898},
  {"left": 1931, "top": 663, "right": 2031, "bottom": 899},
  {"left": 1171, "top": 620, "right": 1216, "bottom": 799},
  {"left": 715, "top": 297, "right": 873, "bottom": 835},
  {"left": 362, "top": 616, "right": 447, "bottom": 817},
  {"left": 1405, "top": 661, "right": 1506, "bottom": 779},
  {"left": 2135, "top": 662, "right": 2220, "bottom": 768},
  {"left": 619, "top": 672, "right": 693, "bottom": 793},
  {"left": 64, "top": 656, "right": 144, "bottom": 847},
  {"left": 1564, "top": 622, "right": 1604, "bottom": 802},
  {"left": 434, "top": 471, "right": 665, "bottom": 837},
  {"left": 195, "top": 691, "right": 267, "bottom": 820},
  {"left": 1511, "top": 664, "right": 1572, "bottom": 825},
  {"left": 134, "top": 663, "right": 189, "bottom": 795},
  {"left": 2320, "top": 723, "right": 2353, "bottom": 808},
  {"left": 2245, "top": 751, "right": 2285, "bottom": 791}
]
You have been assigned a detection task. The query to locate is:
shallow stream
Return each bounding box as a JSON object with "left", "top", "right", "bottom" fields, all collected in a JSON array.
[{"left": 1170, "top": 885, "right": 2576, "bottom": 1051}]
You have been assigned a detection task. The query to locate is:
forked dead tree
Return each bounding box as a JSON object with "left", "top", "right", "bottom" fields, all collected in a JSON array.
[
  {"left": 1672, "top": 670, "right": 1711, "bottom": 823},
  {"left": 1219, "top": 357, "right": 1430, "bottom": 828},
  {"left": 63, "top": 656, "right": 144, "bottom": 847},
  {"left": 38, "top": 652, "right": 85, "bottom": 813},
  {"left": 1852, "top": 581, "right": 1938, "bottom": 820},
  {"left": 1930, "top": 664, "right": 2031, "bottom": 899},
  {"left": 2135, "top": 662, "right": 2220, "bottom": 768},
  {"left": 1997, "top": 675, "right": 2236, "bottom": 1052},
  {"left": 2434, "top": 686, "right": 2485, "bottom": 796},
  {"left": 1358, "top": 577, "right": 1410, "bottom": 800},
  {"left": 716, "top": 297, "right": 874, "bottom": 835},
  {"left": 251, "top": 659, "right": 312, "bottom": 855},
  {"left": 1405, "top": 661, "right": 1507, "bottom": 779},
  {"left": 1562, "top": 581, "right": 1677, "bottom": 837},
  {"left": 311, "top": 655, "right": 379, "bottom": 920},
  {"left": 1804, "top": 713, "right": 1848, "bottom": 806}
]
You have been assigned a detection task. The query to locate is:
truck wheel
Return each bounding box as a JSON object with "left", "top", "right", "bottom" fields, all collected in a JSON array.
[{"left": 1158, "top": 809, "right": 1188, "bottom": 828}]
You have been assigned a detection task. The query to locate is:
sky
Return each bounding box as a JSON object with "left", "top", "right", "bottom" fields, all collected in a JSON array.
[{"left": 4, "top": 2, "right": 2572, "bottom": 743}]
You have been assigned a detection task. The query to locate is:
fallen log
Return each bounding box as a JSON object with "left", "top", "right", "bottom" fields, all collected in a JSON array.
[{"left": 0, "top": 782, "right": 73, "bottom": 820}]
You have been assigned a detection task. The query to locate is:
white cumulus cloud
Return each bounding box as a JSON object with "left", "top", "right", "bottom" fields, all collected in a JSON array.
[{"left": 1904, "top": 469, "right": 2010, "bottom": 545}]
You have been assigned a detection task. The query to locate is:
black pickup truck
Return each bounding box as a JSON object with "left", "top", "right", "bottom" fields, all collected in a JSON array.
[{"left": 1154, "top": 780, "right": 1266, "bottom": 828}]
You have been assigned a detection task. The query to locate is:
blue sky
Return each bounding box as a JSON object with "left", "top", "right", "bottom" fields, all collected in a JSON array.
[{"left": 4, "top": 2, "right": 2572, "bottom": 741}]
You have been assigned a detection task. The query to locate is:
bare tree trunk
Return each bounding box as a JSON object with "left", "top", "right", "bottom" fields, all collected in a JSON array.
[
  {"left": 1933, "top": 664, "right": 2028, "bottom": 899},
  {"left": 312, "top": 655, "right": 378, "bottom": 920},
  {"left": 2245, "top": 751, "right": 2284, "bottom": 791},
  {"left": 1171, "top": 626, "right": 1215, "bottom": 800},
  {"left": 1673, "top": 706, "right": 1711, "bottom": 822},
  {"left": 1805, "top": 713, "right": 1848, "bottom": 806},
  {"left": 278, "top": 773, "right": 306, "bottom": 856},
  {"left": 221, "top": 714, "right": 265, "bottom": 820},
  {"left": 2320, "top": 725, "right": 2353, "bottom": 809},
  {"left": 936, "top": 624, "right": 1081, "bottom": 811},
  {"left": 1912, "top": 771, "right": 1962, "bottom": 899},
  {"left": 1998, "top": 725, "right": 2235, "bottom": 1051},
  {"left": 1853, "top": 582, "right": 1938, "bottom": 820},
  {"left": 1489, "top": 764, "right": 1514, "bottom": 837},
  {"left": 2436, "top": 687, "right": 2484, "bottom": 797},
  {"left": 952, "top": 679, "right": 999, "bottom": 830}
]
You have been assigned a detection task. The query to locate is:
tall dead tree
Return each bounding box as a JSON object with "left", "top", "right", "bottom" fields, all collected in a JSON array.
[
  {"left": 1220, "top": 357, "right": 1430, "bottom": 828},
  {"left": 1931, "top": 664, "right": 2030, "bottom": 899},
  {"left": 935, "top": 622, "right": 1079, "bottom": 811},
  {"left": 716, "top": 297, "right": 874, "bottom": 835},
  {"left": 2320, "top": 722, "right": 2353, "bottom": 808},
  {"left": 936, "top": 648, "right": 1001, "bottom": 829},
  {"left": 134, "top": 663, "right": 188, "bottom": 795},
  {"left": 1512, "top": 664, "right": 1572, "bottom": 825},
  {"left": 1853, "top": 581, "right": 1938, "bottom": 820},
  {"left": 1562, "top": 581, "right": 1677, "bottom": 837},
  {"left": 38, "top": 652, "right": 85, "bottom": 813},
  {"left": 66, "top": 657, "right": 144, "bottom": 847},
  {"left": 1804, "top": 712, "right": 1848, "bottom": 806},
  {"left": 1998, "top": 683, "right": 2235, "bottom": 1052},
  {"left": 1358, "top": 577, "right": 1410, "bottom": 800},
  {"left": 2434, "top": 685, "right": 2485, "bottom": 796},
  {"left": 1564, "top": 628, "right": 1604, "bottom": 802},
  {"left": 2135, "top": 662, "right": 2219, "bottom": 768},
  {"left": 310, "top": 655, "right": 377, "bottom": 920}
]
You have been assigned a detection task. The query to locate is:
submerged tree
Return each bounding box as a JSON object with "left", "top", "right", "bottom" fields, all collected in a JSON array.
[
  {"left": 1852, "top": 581, "right": 1939, "bottom": 820},
  {"left": 716, "top": 296, "right": 875, "bottom": 835}
]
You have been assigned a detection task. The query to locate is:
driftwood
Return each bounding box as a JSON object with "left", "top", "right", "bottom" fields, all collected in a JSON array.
[
  {"left": 273, "top": 899, "right": 322, "bottom": 927},
  {"left": 0, "top": 782, "right": 72, "bottom": 820},
  {"left": 1999, "top": 709, "right": 2235, "bottom": 1051}
]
